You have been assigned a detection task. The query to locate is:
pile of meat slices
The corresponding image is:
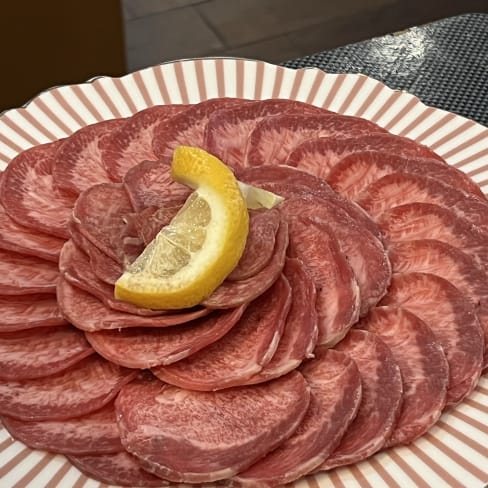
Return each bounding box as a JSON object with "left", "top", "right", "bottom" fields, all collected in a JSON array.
[{"left": 0, "top": 96, "right": 486, "bottom": 487}]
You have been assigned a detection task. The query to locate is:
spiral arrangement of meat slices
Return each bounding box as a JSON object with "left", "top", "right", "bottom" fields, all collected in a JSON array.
[{"left": 0, "top": 97, "right": 486, "bottom": 487}]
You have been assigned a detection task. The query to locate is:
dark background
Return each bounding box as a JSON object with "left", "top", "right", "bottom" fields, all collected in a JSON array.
[{"left": 1, "top": 0, "right": 487, "bottom": 112}]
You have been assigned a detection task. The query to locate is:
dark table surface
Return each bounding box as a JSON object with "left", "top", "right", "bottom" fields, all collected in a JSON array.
[{"left": 283, "top": 13, "right": 488, "bottom": 127}]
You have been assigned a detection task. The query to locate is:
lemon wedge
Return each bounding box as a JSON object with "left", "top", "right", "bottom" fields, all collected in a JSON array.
[{"left": 114, "top": 146, "right": 249, "bottom": 310}]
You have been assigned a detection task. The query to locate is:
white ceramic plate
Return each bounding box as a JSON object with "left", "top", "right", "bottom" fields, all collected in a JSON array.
[{"left": 0, "top": 58, "right": 487, "bottom": 488}]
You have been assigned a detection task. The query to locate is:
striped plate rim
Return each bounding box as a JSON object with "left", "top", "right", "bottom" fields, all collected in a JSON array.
[{"left": 0, "top": 58, "right": 487, "bottom": 488}]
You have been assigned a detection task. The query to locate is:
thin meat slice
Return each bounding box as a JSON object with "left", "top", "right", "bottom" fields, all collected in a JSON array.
[
  {"left": 69, "top": 221, "right": 123, "bottom": 285},
  {"left": 101, "top": 104, "right": 188, "bottom": 182},
  {"left": 0, "top": 326, "right": 93, "bottom": 380},
  {"left": 115, "top": 372, "right": 310, "bottom": 483},
  {"left": 237, "top": 165, "right": 382, "bottom": 240},
  {"left": 281, "top": 196, "right": 391, "bottom": 315},
  {"left": 153, "top": 275, "right": 292, "bottom": 391},
  {"left": 245, "top": 258, "right": 318, "bottom": 384},
  {"left": 388, "top": 239, "right": 488, "bottom": 368},
  {"left": 86, "top": 305, "right": 246, "bottom": 369},
  {"left": 228, "top": 208, "right": 281, "bottom": 281},
  {"left": 378, "top": 203, "right": 488, "bottom": 271},
  {"left": 0, "top": 294, "right": 67, "bottom": 332},
  {"left": 123, "top": 160, "right": 190, "bottom": 212},
  {"left": 319, "top": 330, "right": 403, "bottom": 470},
  {"left": 238, "top": 163, "right": 337, "bottom": 189},
  {"left": 0, "top": 194, "right": 64, "bottom": 262},
  {"left": 152, "top": 98, "right": 250, "bottom": 159},
  {"left": 355, "top": 172, "right": 488, "bottom": 233},
  {"left": 57, "top": 277, "right": 210, "bottom": 332},
  {"left": 327, "top": 151, "right": 483, "bottom": 200},
  {"left": 234, "top": 349, "right": 362, "bottom": 487},
  {"left": 286, "top": 133, "right": 445, "bottom": 178},
  {"left": 204, "top": 99, "right": 325, "bottom": 169},
  {"left": 0, "top": 355, "right": 137, "bottom": 421},
  {"left": 358, "top": 306, "right": 449, "bottom": 447},
  {"left": 59, "top": 240, "right": 164, "bottom": 316},
  {"left": 203, "top": 221, "right": 288, "bottom": 309},
  {"left": 286, "top": 216, "right": 360, "bottom": 346},
  {"left": 1, "top": 401, "right": 122, "bottom": 455},
  {"left": 0, "top": 248, "right": 59, "bottom": 295},
  {"left": 72, "top": 183, "right": 144, "bottom": 265},
  {"left": 0, "top": 141, "right": 76, "bottom": 239},
  {"left": 67, "top": 452, "right": 166, "bottom": 487},
  {"left": 53, "top": 118, "right": 125, "bottom": 195},
  {"left": 381, "top": 272, "right": 483, "bottom": 404},
  {"left": 245, "top": 113, "right": 386, "bottom": 166}
]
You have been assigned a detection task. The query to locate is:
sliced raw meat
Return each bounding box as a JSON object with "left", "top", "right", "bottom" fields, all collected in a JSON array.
[
  {"left": 72, "top": 183, "right": 143, "bottom": 265},
  {"left": 280, "top": 195, "right": 391, "bottom": 315},
  {"left": 57, "top": 277, "right": 210, "bottom": 331},
  {"left": 388, "top": 239, "right": 488, "bottom": 368},
  {"left": 0, "top": 326, "right": 92, "bottom": 380},
  {"left": 235, "top": 349, "right": 361, "bottom": 487},
  {"left": 86, "top": 305, "right": 246, "bottom": 369},
  {"left": 53, "top": 118, "right": 125, "bottom": 195},
  {"left": 245, "top": 113, "right": 386, "bottom": 166},
  {"left": 327, "top": 151, "right": 483, "bottom": 200},
  {"left": 67, "top": 452, "right": 166, "bottom": 487},
  {"left": 153, "top": 275, "right": 291, "bottom": 390},
  {"left": 101, "top": 104, "right": 188, "bottom": 182},
  {"left": 204, "top": 99, "right": 325, "bottom": 169},
  {"left": 355, "top": 172, "right": 488, "bottom": 233},
  {"left": 0, "top": 248, "right": 59, "bottom": 295},
  {"left": 69, "top": 221, "right": 123, "bottom": 285},
  {"left": 1, "top": 401, "right": 122, "bottom": 455},
  {"left": 115, "top": 372, "right": 310, "bottom": 483},
  {"left": 359, "top": 306, "right": 448, "bottom": 447},
  {"left": 319, "top": 330, "right": 403, "bottom": 470},
  {"left": 0, "top": 194, "right": 64, "bottom": 262},
  {"left": 378, "top": 203, "right": 488, "bottom": 270},
  {"left": 238, "top": 162, "right": 340, "bottom": 189},
  {"left": 59, "top": 240, "right": 164, "bottom": 316},
  {"left": 237, "top": 164, "right": 382, "bottom": 240},
  {"left": 0, "top": 294, "right": 67, "bottom": 332},
  {"left": 286, "top": 133, "right": 445, "bottom": 178},
  {"left": 152, "top": 98, "right": 250, "bottom": 160},
  {"left": 245, "top": 258, "right": 318, "bottom": 384},
  {"left": 0, "top": 355, "right": 137, "bottom": 421},
  {"left": 286, "top": 216, "right": 360, "bottom": 346},
  {"left": 203, "top": 221, "right": 288, "bottom": 309},
  {"left": 0, "top": 141, "right": 76, "bottom": 239},
  {"left": 123, "top": 160, "right": 190, "bottom": 212},
  {"left": 228, "top": 208, "right": 280, "bottom": 281},
  {"left": 381, "top": 272, "right": 483, "bottom": 404}
]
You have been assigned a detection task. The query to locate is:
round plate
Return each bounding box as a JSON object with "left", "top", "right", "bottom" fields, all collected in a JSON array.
[{"left": 0, "top": 58, "right": 487, "bottom": 488}]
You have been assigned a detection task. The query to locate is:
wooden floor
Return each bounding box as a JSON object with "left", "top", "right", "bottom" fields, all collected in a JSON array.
[{"left": 123, "top": 0, "right": 488, "bottom": 71}]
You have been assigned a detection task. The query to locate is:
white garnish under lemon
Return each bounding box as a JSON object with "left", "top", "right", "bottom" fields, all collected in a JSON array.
[
  {"left": 237, "top": 181, "right": 284, "bottom": 210},
  {"left": 115, "top": 146, "right": 280, "bottom": 310}
]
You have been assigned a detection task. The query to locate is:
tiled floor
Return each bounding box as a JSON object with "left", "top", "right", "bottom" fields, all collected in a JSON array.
[{"left": 123, "top": 0, "right": 488, "bottom": 72}]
